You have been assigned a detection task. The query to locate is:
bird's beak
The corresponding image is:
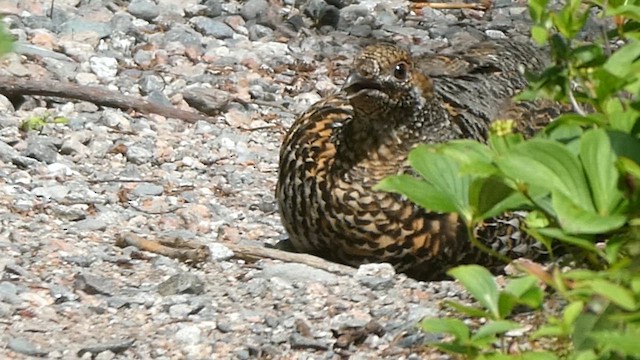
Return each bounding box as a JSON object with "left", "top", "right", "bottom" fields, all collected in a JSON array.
[{"left": 341, "top": 72, "right": 383, "bottom": 97}]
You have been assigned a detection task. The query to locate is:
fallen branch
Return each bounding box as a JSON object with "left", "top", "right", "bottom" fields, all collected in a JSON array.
[
  {"left": 115, "top": 232, "right": 211, "bottom": 264},
  {"left": 115, "top": 231, "right": 357, "bottom": 276},
  {"left": 0, "top": 75, "right": 216, "bottom": 123},
  {"left": 224, "top": 242, "right": 357, "bottom": 276}
]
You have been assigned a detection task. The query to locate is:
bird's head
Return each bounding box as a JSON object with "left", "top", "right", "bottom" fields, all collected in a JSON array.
[{"left": 342, "top": 43, "right": 434, "bottom": 112}]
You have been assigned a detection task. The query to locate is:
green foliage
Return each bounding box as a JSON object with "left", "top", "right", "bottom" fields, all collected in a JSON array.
[
  {"left": 380, "top": 0, "right": 640, "bottom": 358},
  {"left": 0, "top": 21, "right": 13, "bottom": 55},
  {"left": 20, "top": 114, "right": 70, "bottom": 132}
]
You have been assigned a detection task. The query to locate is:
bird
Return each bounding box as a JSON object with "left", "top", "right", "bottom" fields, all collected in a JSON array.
[{"left": 276, "top": 39, "right": 564, "bottom": 281}]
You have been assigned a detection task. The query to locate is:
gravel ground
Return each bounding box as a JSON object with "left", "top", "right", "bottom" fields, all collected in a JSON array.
[{"left": 1, "top": 0, "right": 549, "bottom": 358}]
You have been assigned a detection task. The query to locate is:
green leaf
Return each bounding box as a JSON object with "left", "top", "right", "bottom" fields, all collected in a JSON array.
[
  {"left": 604, "top": 98, "right": 640, "bottom": 133},
  {"left": 470, "top": 177, "right": 532, "bottom": 221},
  {"left": 608, "top": 131, "right": 640, "bottom": 165},
  {"left": 437, "top": 140, "right": 496, "bottom": 177},
  {"left": 496, "top": 139, "right": 594, "bottom": 212},
  {"left": 586, "top": 279, "right": 638, "bottom": 311},
  {"left": 505, "top": 275, "right": 538, "bottom": 297},
  {"left": 536, "top": 227, "right": 602, "bottom": 254},
  {"left": 580, "top": 129, "right": 624, "bottom": 215},
  {"left": 531, "top": 324, "right": 566, "bottom": 338},
  {"left": 562, "top": 301, "right": 584, "bottom": 326},
  {"left": 443, "top": 300, "right": 491, "bottom": 318},
  {"left": 0, "top": 25, "right": 13, "bottom": 55},
  {"left": 448, "top": 265, "right": 501, "bottom": 319},
  {"left": 552, "top": 190, "right": 627, "bottom": 234},
  {"left": 471, "top": 320, "right": 521, "bottom": 341},
  {"left": 618, "top": 157, "right": 640, "bottom": 180},
  {"left": 591, "top": 330, "right": 640, "bottom": 355},
  {"left": 603, "top": 40, "right": 640, "bottom": 78},
  {"left": 420, "top": 318, "right": 470, "bottom": 341},
  {"left": 408, "top": 146, "right": 473, "bottom": 222},
  {"left": 375, "top": 175, "right": 458, "bottom": 214},
  {"left": 532, "top": 25, "right": 549, "bottom": 45}
]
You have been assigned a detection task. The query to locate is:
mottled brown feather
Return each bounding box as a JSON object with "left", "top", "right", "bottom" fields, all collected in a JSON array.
[{"left": 276, "top": 40, "right": 564, "bottom": 280}]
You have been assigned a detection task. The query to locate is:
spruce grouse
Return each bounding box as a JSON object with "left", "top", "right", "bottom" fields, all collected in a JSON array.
[{"left": 276, "top": 40, "right": 563, "bottom": 280}]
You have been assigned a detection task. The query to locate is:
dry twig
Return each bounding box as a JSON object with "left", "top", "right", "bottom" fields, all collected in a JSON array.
[
  {"left": 116, "top": 232, "right": 211, "bottom": 264},
  {"left": 410, "top": 0, "right": 491, "bottom": 11},
  {"left": 0, "top": 76, "right": 216, "bottom": 123}
]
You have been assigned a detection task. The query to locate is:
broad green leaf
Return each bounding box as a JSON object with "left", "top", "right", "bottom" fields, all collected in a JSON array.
[
  {"left": 497, "top": 292, "right": 517, "bottom": 318},
  {"left": 531, "top": 324, "right": 566, "bottom": 338},
  {"left": 408, "top": 146, "right": 473, "bottom": 221},
  {"left": 0, "top": 25, "right": 13, "bottom": 55},
  {"left": 489, "top": 133, "right": 525, "bottom": 155},
  {"left": 586, "top": 279, "right": 638, "bottom": 311},
  {"left": 580, "top": 129, "right": 624, "bottom": 215},
  {"left": 504, "top": 275, "right": 538, "bottom": 298},
  {"left": 471, "top": 320, "right": 521, "bottom": 341},
  {"left": 437, "top": 140, "right": 496, "bottom": 176},
  {"left": 536, "top": 227, "right": 601, "bottom": 254},
  {"left": 608, "top": 131, "right": 640, "bottom": 164},
  {"left": 420, "top": 318, "right": 470, "bottom": 341},
  {"left": 528, "top": 0, "right": 549, "bottom": 22},
  {"left": 532, "top": 25, "right": 549, "bottom": 45},
  {"left": 496, "top": 139, "right": 594, "bottom": 212},
  {"left": 470, "top": 177, "right": 532, "bottom": 221},
  {"left": 443, "top": 300, "right": 491, "bottom": 318},
  {"left": 552, "top": 190, "right": 627, "bottom": 234},
  {"left": 448, "top": 265, "right": 501, "bottom": 319},
  {"left": 430, "top": 343, "right": 476, "bottom": 355},
  {"left": 606, "top": 4, "right": 640, "bottom": 19},
  {"left": 603, "top": 40, "right": 640, "bottom": 78},
  {"left": 591, "top": 330, "right": 640, "bottom": 355},
  {"left": 604, "top": 98, "right": 640, "bottom": 133},
  {"left": 563, "top": 301, "right": 584, "bottom": 326},
  {"left": 375, "top": 175, "right": 458, "bottom": 214}
]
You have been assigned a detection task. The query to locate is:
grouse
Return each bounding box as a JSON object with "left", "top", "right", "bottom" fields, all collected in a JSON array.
[{"left": 276, "top": 40, "right": 563, "bottom": 280}]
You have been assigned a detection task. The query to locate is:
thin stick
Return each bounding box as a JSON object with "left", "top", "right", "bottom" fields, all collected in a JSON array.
[
  {"left": 0, "top": 76, "right": 216, "bottom": 123},
  {"left": 115, "top": 232, "right": 211, "bottom": 264},
  {"left": 411, "top": 2, "right": 489, "bottom": 10}
]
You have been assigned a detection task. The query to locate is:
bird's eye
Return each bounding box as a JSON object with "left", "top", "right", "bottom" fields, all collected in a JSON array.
[{"left": 393, "top": 62, "right": 409, "bottom": 80}]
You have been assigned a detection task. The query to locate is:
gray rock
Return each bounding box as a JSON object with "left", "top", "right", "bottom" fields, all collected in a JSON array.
[
  {"left": 7, "top": 337, "right": 49, "bottom": 357},
  {"left": 32, "top": 185, "right": 70, "bottom": 201},
  {"left": 95, "top": 351, "right": 116, "bottom": 360},
  {"left": 0, "top": 302, "right": 13, "bottom": 317},
  {"left": 182, "top": 87, "right": 231, "bottom": 115},
  {"left": 90, "top": 56, "right": 119, "bottom": 80},
  {"left": 13, "top": 43, "right": 75, "bottom": 62},
  {"left": 132, "top": 183, "right": 164, "bottom": 196},
  {"left": 289, "top": 333, "right": 329, "bottom": 350},
  {"left": 175, "top": 325, "right": 202, "bottom": 344},
  {"left": 74, "top": 272, "right": 118, "bottom": 296},
  {"left": 356, "top": 263, "right": 396, "bottom": 290},
  {"left": 49, "top": 284, "right": 77, "bottom": 304},
  {"left": 203, "top": 0, "right": 223, "bottom": 17},
  {"left": 258, "top": 263, "right": 338, "bottom": 284},
  {"left": 164, "top": 25, "right": 202, "bottom": 47},
  {"left": 25, "top": 136, "right": 58, "bottom": 164},
  {"left": 0, "top": 141, "right": 19, "bottom": 163},
  {"left": 485, "top": 29, "right": 507, "bottom": 39},
  {"left": 59, "top": 19, "right": 113, "bottom": 39},
  {"left": 190, "top": 17, "right": 234, "bottom": 39},
  {"left": 349, "top": 24, "right": 372, "bottom": 37},
  {"left": 77, "top": 339, "right": 135, "bottom": 357},
  {"left": 0, "top": 281, "right": 20, "bottom": 304},
  {"left": 240, "top": 0, "right": 269, "bottom": 20},
  {"left": 60, "top": 138, "right": 89, "bottom": 157},
  {"left": 157, "top": 273, "right": 205, "bottom": 296},
  {"left": 128, "top": 0, "right": 160, "bottom": 21},
  {"left": 138, "top": 75, "right": 165, "bottom": 95},
  {"left": 208, "top": 243, "right": 234, "bottom": 261},
  {"left": 74, "top": 216, "right": 108, "bottom": 232},
  {"left": 125, "top": 145, "right": 153, "bottom": 165},
  {"left": 248, "top": 23, "right": 273, "bottom": 40},
  {"left": 147, "top": 90, "right": 173, "bottom": 107}
]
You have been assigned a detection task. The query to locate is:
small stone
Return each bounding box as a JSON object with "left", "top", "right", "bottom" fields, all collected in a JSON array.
[
  {"left": 240, "top": 0, "right": 269, "bottom": 20},
  {"left": 74, "top": 216, "right": 108, "bottom": 232},
  {"left": 77, "top": 339, "right": 135, "bottom": 357},
  {"left": 190, "top": 17, "right": 234, "bottom": 39},
  {"left": 90, "top": 57, "right": 119, "bottom": 80},
  {"left": 0, "top": 141, "right": 19, "bottom": 163},
  {"left": 128, "top": 0, "right": 160, "bottom": 21},
  {"left": 289, "top": 333, "right": 329, "bottom": 350},
  {"left": 203, "top": 0, "right": 223, "bottom": 17},
  {"left": 248, "top": 24, "right": 273, "bottom": 40},
  {"left": 7, "top": 337, "right": 49, "bottom": 357},
  {"left": 74, "top": 272, "right": 117, "bottom": 296},
  {"left": 157, "top": 273, "right": 205, "bottom": 296},
  {"left": 25, "top": 136, "right": 58, "bottom": 164},
  {"left": 132, "top": 183, "right": 164, "bottom": 196},
  {"left": 32, "top": 185, "right": 70, "bottom": 202},
  {"left": 208, "top": 243, "right": 234, "bottom": 261},
  {"left": 175, "top": 325, "right": 202, "bottom": 344},
  {"left": 356, "top": 263, "right": 396, "bottom": 290},
  {"left": 125, "top": 146, "right": 153, "bottom": 165},
  {"left": 258, "top": 263, "right": 337, "bottom": 284},
  {"left": 485, "top": 29, "right": 507, "bottom": 39}
]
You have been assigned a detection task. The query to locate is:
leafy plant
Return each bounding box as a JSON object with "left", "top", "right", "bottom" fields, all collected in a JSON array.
[
  {"left": 20, "top": 114, "right": 70, "bottom": 132},
  {"left": 0, "top": 21, "right": 13, "bottom": 55},
  {"left": 378, "top": 0, "right": 640, "bottom": 358}
]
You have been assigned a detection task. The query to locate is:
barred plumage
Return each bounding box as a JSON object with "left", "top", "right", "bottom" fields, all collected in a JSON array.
[{"left": 276, "top": 40, "right": 563, "bottom": 280}]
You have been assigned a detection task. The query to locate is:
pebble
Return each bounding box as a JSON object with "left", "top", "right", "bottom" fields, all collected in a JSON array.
[
  {"left": 190, "top": 17, "right": 235, "bottom": 39},
  {"left": 128, "top": 0, "right": 160, "bottom": 21},
  {"left": 157, "top": 273, "right": 205, "bottom": 296},
  {"left": 7, "top": 337, "right": 49, "bottom": 357}
]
